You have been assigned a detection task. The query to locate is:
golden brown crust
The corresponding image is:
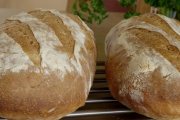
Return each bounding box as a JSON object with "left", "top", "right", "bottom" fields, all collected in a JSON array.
[
  {"left": 137, "top": 14, "right": 180, "bottom": 40},
  {"left": 105, "top": 14, "right": 180, "bottom": 120},
  {"left": 4, "top": 20, "right": 41, "bottom": 66},
  {"left": 29, "top": 10, "right": 75, "bottom": 57},
  {"left": 0, "top": 9, "right": 96, "bottom": 120},
  {"left": 0, "top": 71, "right": 86, "bottom": 120},
  {"left": 128, "top": 28, "right": 180, "bottom": 71}
]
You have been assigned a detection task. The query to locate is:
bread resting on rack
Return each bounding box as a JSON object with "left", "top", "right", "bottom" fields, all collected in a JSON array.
[
  {"left": 0, "top": 9, "right": 96, "bottom": 120},
  {"left": 105, "top": 13, "right": 180, "bottom": 120}
]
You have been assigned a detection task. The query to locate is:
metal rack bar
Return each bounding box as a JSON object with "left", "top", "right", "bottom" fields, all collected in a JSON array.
[
  {"left": 86, "top": 99, "right": 118, "bottom": 103},
  {"left": 66, "top": 110, "right": 133, "bottom": 117}
]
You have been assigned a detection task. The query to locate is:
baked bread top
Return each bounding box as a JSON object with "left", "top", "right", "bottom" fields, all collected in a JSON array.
[{"left": 1, "top": 9, "right": 96, "bottom": 79}]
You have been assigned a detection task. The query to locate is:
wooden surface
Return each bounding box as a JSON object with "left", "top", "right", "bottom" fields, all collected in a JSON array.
[
  {"left": 0, "top": 8, "right": 21, "bottom": 23},
  {"left": 0, "top": 0, "right": 67, "bottom": 11},
  {"left": 88, "top": 13, "right": 124, "bottom": 61},
  {"left": 136, "top": 0, "right": 151, "bottom": 13}
]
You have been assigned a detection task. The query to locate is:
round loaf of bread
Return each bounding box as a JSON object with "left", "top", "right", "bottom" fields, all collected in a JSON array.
[
  {"left": 0, "top": 9, "right": 96, "bottom": 120},
  {"left": 105, "top": 14, "right": 180, "bottom": 120}
]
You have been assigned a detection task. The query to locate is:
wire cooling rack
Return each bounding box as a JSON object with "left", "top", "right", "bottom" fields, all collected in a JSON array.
[{"left": 63, "top": 61, "right": 151, "bottom": 120}]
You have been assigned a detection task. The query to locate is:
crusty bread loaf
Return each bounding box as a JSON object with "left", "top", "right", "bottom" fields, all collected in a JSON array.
[
  {"left": 0, "top": 9, "right": 96, "bottom": 120},
  {"left": 105, "top": 13, "right": 180, "bottom": 120}
]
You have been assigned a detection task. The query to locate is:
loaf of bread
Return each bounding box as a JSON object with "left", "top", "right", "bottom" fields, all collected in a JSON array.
[
  {"left": 0, "top": 9, "right": 96, "bottom": 120},
  {"left": 105, "top": 14, "right": 180, "bottom": 120}
]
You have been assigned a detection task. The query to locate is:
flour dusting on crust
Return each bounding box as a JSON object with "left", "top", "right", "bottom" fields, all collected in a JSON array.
[
  {"left": 0, "top": 32, "right": 33, "bottom": 73},
  {"left": 6, "top": 11, "right": 90, "bottom": 78},
  {"left": 106, "top": 14, "right": 180, "bottom": 103}
]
